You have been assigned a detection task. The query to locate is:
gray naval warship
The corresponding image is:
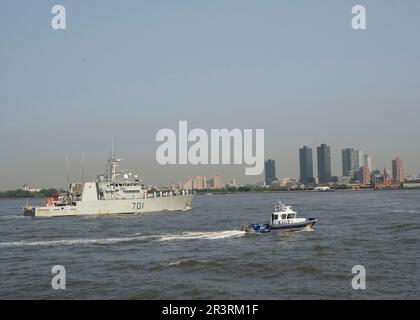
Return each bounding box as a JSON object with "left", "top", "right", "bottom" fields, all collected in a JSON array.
[{"left": 23, "top": 153, "right": 194, "bottom": 217}]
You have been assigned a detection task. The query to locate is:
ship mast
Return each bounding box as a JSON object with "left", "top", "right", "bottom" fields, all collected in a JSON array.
[
  {"left": 110, "top": 155, "right": 118, "bottom": 183},
  {"left": 108, "top": 137, "right": 121, "bottom": 183}
]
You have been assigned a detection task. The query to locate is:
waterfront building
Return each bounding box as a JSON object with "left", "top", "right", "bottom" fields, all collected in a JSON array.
[
  {"left": 21, "top": 185, "right": 41, "bottom": 193},
  {"left": 264, "top": 159, "right": 277, "bottom": 186},
  {"left": 299, "top": 146, "right": 314, "bottom": 184},
  {"left": 342, "top": 148, "right": 356, "bottom": 177},
  {"left": 355, "top": 150, "right": 364, "bottom": 171},
  {"left": 211, "top": 175, "right": 223, "bottom": 189},
  {"left": 277, "top": 178, "right": 299, "bottom": 188},
  {"left": 317, "top": 144, "right": 332, "bottom": 184},
  {"left": 364, "top": 155, "right": 373, "bottom": 172},
  {"left": 392, "top": 158, "right": 404, "bottom": 183},
  {"left": 193, "top": 176, "right": 207, "bottom": 190},
  {"left": 359, "top": 166, "right": 371, "bottom": 184},
  {"left": 337, "top": 176, "right": 352, "bottom": 185}
]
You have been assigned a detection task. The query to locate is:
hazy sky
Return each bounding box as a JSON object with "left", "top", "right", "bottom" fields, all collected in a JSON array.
[{"left": 1, "top": 0, "right": 419, "bottom": 190}]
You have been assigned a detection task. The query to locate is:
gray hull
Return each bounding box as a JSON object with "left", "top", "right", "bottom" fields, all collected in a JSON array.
[{"left": 24, "top": 194, "right": 193, "bottom": 217}]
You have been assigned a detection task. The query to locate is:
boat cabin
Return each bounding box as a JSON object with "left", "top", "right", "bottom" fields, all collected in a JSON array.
[
  {"left": 271, "top": 202, "right": 305, "bottom": 225},
  {"left": 272, "top": 212, "right": 297, "bottom": 222}
]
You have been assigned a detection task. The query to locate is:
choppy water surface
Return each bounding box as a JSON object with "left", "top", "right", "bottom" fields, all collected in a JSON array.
[{"left": 0, "top": 191, "right": 419, "bottom": 299}]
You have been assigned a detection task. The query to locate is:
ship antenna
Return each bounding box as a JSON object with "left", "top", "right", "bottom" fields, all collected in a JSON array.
[
  {"left": 111, "top": 136, "right": 114, "bottom": 159},
  {"left": 109, "top": 137, "right": 117, "bottom": 183}
]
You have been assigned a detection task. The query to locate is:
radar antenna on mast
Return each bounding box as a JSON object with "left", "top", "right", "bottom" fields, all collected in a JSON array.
[{"left": 107, "top": 137, "right": 122, "bottom": 183}]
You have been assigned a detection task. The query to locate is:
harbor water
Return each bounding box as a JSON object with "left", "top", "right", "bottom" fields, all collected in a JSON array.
[{"left": 0, "top": 191, "right": 419, "bottom": 299}]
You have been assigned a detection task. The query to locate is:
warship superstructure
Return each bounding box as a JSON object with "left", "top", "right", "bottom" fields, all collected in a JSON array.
[{"left": 23, "top": 152, "right": 194, "bottom": 217}]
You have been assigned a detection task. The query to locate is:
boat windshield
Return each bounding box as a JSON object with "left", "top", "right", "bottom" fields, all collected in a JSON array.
[
  {"left": 275, "top": 202, "right": 285, "bottom": 212},
  {"left": 287, "top": 214, "right": 296, "bottom": 219}
]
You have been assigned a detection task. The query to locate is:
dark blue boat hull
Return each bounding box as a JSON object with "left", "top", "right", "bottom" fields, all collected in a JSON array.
[{"left": 245, "top": 218, "right": 317, "bottom": 233}]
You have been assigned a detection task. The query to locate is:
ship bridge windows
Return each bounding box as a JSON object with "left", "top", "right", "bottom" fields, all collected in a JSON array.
[
  {"left": 281, "top": 214, "right": 287, "bottom": 219},
  {"left": 287, "top": 214, "right": 296, "bottom": 219}
]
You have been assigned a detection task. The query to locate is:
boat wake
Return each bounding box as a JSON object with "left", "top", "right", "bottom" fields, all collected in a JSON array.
[
  {"left": 0, "top": 235, "right": 152, "bottom": 248},
  {"left": 156, "top": 230, "right": 246, "bottom": 241},
  {"left": 0, "top": 230, "right": 246, "bottom": 248}
]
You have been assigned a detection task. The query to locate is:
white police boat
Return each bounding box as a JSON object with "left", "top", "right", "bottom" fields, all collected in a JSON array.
[{"left": 242, "top": 202, "right": 317, "bottom": 234}]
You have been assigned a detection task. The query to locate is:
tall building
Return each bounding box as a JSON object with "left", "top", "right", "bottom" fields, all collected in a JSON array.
[
  {"left": 193, "top": 176, "right": 207, "bottom": 190},
  {"left": 364, "top": 154, "right": 373, "bottom": 172},
  {"left": 317, "top": 144, "right": 332, "bottom": 184},
  {"left": 355, "top": 150, "right": 364, "bottom": 170},
  {"left": 342, "top": 148, "right": 356, "bottom": 177},
  {"left": 264, "top": 159, "right": 277, "bottom": 186},
  {"left": 342, "top": 148, "right": 352, "bottom": 176},
  {"left": 211, "top": 175, "right": 223, "bottom": 189},
  {"left": 299, "top": 146, "right": 314, "bottom": 184},
  {"left": 359, "top": 166, "right": 371, "bottom": 184},
  {"left": 392, "top": 158, "right": 404, "bottom": 183}
]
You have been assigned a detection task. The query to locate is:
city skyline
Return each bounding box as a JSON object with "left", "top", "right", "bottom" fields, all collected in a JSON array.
[
  {"left": 181, "top": 153, "right": 409, "bottom": 189},
  {"left": 5, "top": 142, "right": 416, "bottom": 191},
  {"left": 164, "top": 153, "right": 410, "bottom": 190}
]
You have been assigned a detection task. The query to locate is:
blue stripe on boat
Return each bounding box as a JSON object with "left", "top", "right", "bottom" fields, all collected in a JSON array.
[{"left": 271, "top": 224, "right": 309, "bottom": 230}]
